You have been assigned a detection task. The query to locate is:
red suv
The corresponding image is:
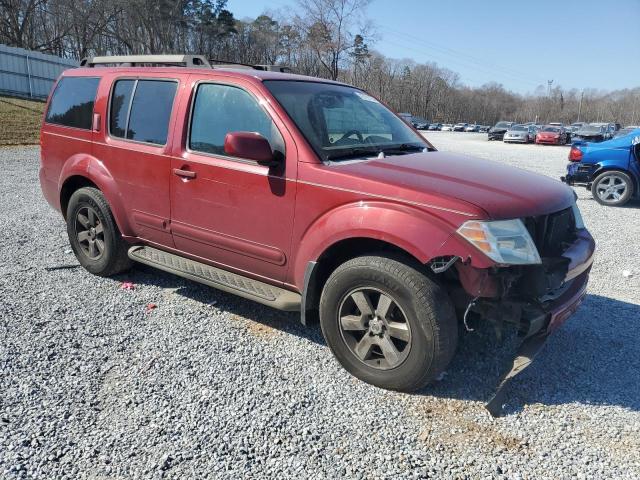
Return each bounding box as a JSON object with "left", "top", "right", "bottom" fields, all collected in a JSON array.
[{"left": 40, "top": 55, "right": 595, "bottom": 400}]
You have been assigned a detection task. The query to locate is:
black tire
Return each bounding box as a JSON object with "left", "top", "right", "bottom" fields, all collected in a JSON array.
[
  {"left": 319, "top": 255, "right": 458, "bottom": 392},
  {"left": 591, "top": 170, "right": 634, "bottom": 207},
  {"left": 66, "top": 187, "right": 133, "bottom": 276}
]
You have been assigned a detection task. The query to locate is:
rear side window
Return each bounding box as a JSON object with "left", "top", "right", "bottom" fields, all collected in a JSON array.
[
  {"left": 189, "top": 83, "right": 283, "bottom": 157},
  {"left": 109, "top": 79, "right": 177, "bottom": 145},
  {"left": 46, "top": 77, "right": 100, "bottom": 129}
]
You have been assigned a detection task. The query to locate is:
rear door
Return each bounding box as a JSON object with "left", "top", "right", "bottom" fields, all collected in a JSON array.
[
  {"left": 94, "top": 74, "right": 179, "bottom": 247},
  {"left": 169, "top": 77, "right": 297, "bottom": 283}
]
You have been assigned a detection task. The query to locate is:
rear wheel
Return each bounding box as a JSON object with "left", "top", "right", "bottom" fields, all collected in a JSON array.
[
  {"left": 319, "top": 255, "right": 458, "bottom": 392},
  {"left": 66, "top": 187, "right": 133, "bottom": 276},
  {"left": 591, "top": 171, "right": 634, "bottom": 206}
]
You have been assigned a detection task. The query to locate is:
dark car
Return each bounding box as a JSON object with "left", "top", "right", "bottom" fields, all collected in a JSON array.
[
  {"left": 488, "top": 121, "right": 516, "bottom": 140},
  {"left": 411, "top": 116, "right": 430, "bottom": 130},
  {"left": 40, "top": 54, "right": 594, "bottom": 409},
  {"left": 572, "top": 123, "right": 614, "bottom": 143},
  {"left": 614, "top": 126, "right": 640, "bottom": 138},
  {"left": 428, "top": 123, "right": 442, "bottom": 130}
]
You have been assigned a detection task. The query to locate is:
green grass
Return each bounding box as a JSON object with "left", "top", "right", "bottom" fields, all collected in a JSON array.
[{"left": 0, "top": 96, "right": 45, "bottom": 146}]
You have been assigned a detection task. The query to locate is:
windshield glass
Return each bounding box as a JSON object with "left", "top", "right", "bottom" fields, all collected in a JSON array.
[
  {"left": 582, "top": 125, "right": 604, "bottom": 132},
  {"left": 264, "top": 81, "right": 426, "bottom": 161},
  {"left": 510, "top": 125, "right": 527, "bottom": 131},
  {"left": 542, "top": 127, "right": 561, "bottom": 132},
  {"left": 495, "top": 122, "right": 510, "bottom": 128}
]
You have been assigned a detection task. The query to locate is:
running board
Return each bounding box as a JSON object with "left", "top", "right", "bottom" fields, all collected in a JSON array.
[{"left": 128, "top": 246, "right": 301, "bottom": 311}]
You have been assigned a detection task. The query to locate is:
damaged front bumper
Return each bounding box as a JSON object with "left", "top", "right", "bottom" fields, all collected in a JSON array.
[{"left": 455, "top": 228, "right": 595, "bottom": 416}]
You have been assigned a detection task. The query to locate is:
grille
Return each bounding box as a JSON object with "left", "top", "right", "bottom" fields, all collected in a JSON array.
[{"left": 524, "top": 207, "right": 577, "bottom": 257}]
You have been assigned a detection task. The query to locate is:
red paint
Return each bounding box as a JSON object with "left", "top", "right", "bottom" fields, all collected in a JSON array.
[{"left": 40, "top": 66, "right": 594, "bottom": 311}]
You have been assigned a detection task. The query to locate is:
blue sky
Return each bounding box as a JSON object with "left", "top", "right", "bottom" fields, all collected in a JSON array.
[{"left": 227, "top": 0, "right": 640, "bottom": 94}]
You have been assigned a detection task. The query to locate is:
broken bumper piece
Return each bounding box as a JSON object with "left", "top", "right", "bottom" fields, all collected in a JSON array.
[{"left": 485, "top": 267, "right": 590, "bottom": 417}]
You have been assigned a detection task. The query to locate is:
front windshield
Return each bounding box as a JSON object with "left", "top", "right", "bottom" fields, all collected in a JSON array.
[
  {"left": 265, "top": 80, "right": 427, "bottom": 161},
  {"left": 582, "top": 125, "right": 604, "bottom": 132},
  {"left": 495, "top": 122, "right": 510, "bottom": 128},
  {"left": 511, "top": 125, "right": 527, "bottom": 131}
]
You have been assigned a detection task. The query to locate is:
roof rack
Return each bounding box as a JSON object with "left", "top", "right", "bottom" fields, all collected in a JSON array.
[
  {"left": 79, "top": 55, "right": 293, "bottom": 73},
  {"left": 80, "top": 55, "right": 211, "bottom": 68}
]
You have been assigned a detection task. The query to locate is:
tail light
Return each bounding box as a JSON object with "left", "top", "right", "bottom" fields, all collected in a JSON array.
[{"left": 569, "top": 146, "right": 583, "bottom": 162}]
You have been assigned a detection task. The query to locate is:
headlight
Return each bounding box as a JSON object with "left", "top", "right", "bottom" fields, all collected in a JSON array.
[
  {"left": 457, "top": 219, "right": 541, "bottom": 265},
  {"left": 571, "top": 201, "right": 585, "bottom": 229}
]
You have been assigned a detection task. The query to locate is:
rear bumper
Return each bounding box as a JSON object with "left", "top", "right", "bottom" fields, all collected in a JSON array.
[
  {"left": 39, "top": 167, "right": 60, "bottom": 211},
  {"left": 561, "top": 163, "right": 595, "bottom": 186}
]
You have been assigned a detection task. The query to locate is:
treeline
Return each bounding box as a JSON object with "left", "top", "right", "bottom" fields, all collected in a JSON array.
[{"left": 2, "top": 0, "right": 638, "bottom": 125}]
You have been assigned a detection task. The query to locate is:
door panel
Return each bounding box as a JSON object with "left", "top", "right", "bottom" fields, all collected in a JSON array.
[
  {"left": 169, "top": 79, "right": 297, "bottom": 283},
  {"left": 93, "top": 75, "right": 178, "bottom": 247}
]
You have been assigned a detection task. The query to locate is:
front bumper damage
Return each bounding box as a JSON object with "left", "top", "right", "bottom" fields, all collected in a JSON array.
[{"left": 454, "top": 228, "right": 595, "bottom": 416}]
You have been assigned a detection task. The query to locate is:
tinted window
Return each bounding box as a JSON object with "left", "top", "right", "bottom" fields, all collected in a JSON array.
[
  {"left": 46, "top": 77, "right": 99, "bottom": 129},
  {"left": 126, "top": 80, "right": 177, "bottom": 145},
  {"left": 190, "top": 83, "right": 284, "bottom": 157},
  {"left": 109, "top": 80, "right": 135, "bottom": 138}
]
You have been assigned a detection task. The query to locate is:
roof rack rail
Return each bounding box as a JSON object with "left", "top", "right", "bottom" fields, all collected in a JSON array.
[
  {"left": 79, "top": 55, "right": 293, "bottom": 73},
  {"left": 80, "top": 55, "right": 211, "bottom": 68}
]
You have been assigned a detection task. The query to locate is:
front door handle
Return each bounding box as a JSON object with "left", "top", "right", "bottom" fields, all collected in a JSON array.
[{"left": 173, "top": 168, "right": 196, "bottom": 179}]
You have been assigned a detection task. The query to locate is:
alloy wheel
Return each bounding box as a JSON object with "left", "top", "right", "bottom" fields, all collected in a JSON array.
[
  {"left": 75, "top": 206, "right": 105, "bottom": 259},
  {"left": 596, "top": 174, "right": 628, "bottom": 203},
  {"left": 338, "top": 287, "right": 412, "bottom": 370}
]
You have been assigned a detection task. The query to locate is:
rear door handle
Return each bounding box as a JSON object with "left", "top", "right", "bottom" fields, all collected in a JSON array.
[{"left": 173, "top": 168, "right": 196, "bottom": 179}]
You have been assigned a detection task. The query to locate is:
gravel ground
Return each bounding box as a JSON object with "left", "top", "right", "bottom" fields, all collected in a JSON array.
[{"left": 1, "top": 134, "right": 639, "bottom": 479}]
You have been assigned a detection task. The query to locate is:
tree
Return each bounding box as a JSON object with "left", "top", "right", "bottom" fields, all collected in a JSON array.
[{"left": 295, "top": 0, "right": 371, "bottom": 80}]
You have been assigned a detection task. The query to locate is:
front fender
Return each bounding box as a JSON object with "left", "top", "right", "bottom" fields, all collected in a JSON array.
[
  {"left": 59, "top": 154, "right": 134, "bottom": 236},
  {"left": 292, "top": 200, "right": 492, "bottom": 288}
]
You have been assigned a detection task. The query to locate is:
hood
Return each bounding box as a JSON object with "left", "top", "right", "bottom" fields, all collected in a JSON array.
[
  {"left": 506, "top": 130, "right": 527, "bottom": 135},
  {"left": 328, "top": 151, "right": 575, "bottom": 220},
  {"left": 538, "top": 131, "right": 560, "bottom": 136},
  {"left": 490, "top": 126, "right": 508, "bottom": 132}
]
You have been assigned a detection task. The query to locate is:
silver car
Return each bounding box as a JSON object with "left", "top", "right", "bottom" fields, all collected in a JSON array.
[{"left": 503, "top": 124, "right": 537, "bottom": 143}]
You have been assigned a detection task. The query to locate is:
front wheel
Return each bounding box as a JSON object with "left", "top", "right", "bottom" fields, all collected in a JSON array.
[
  {"left": 591, "top": 171, "right": 634, "bottom": 206},
  {"left": 319, "top": 255, "right": 458, "bottom": 392}
]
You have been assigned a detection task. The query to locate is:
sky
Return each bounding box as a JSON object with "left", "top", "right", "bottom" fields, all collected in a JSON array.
[{"left": 227, "top": 0, "right": 640, "bottom": 94}]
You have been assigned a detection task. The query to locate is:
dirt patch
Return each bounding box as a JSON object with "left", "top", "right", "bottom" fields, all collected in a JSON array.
[
  {"left": 416, "top": 397, "right": 527, "bottom": 453},
  {"left": 0, "top": 97, "right": 45, "bottom": 145},
  {"left": 230, "top": 314, "right": 280, "bottom": 339}
]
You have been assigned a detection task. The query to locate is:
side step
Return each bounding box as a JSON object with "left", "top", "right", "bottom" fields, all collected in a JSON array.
[{"left": 128, "top": 246, "right": 301, "bottom": 311}]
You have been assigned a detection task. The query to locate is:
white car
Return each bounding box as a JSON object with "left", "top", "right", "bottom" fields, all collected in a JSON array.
[{"left": 441, "top": 124, "right": 454, "bottom": 131}]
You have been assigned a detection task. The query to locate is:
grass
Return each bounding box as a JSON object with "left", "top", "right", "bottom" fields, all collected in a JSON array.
[{"left": 0, "top": 96, "right": 45, "bottom": 146}]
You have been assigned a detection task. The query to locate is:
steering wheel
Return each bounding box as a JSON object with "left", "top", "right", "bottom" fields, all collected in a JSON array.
[{"left": 340, "top": 130, "right": 364, "bottom": 143}]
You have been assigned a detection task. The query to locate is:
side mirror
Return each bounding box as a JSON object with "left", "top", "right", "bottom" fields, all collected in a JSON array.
[{"left": 224, "top": 132, "right": 279, "bottom": 167}]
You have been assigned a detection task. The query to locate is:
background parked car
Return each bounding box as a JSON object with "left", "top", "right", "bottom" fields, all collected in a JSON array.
[
  {"left": 562, "top": 128, "right": 640, "bottom": 206},
  {"left": 441, "top": 124, "right": 454, "bottom": 131},
  {"left": 465, "top": 124, "right": 480, "bottom": 132},
  {"left": 614, "top": 126, "right": 640, "bottom": 138},
  {"left": 478, "top": 125, "right": 490, "bottom": 132},
  {"left": 411, "top": 116, "right": 430, "bottom": 130},
  {"left": 398, "top": 112, "right": 413, "bottom": 125},
  {"left": 453, "top": 122, "right": 469, "bottom": 131},
  {"left": 572, "top": 123, "right": 614, "bottom": 143},
  {"left": 428, "top": 123, "right": 442, "bottom": 130},
  {"left": 488, "top": 121, "right": 516, "bottom": 140},
  {"left": 536, "top": 125, "right": 568, "bottom": 145},
  {"left": 503, "top": 124, "right": 537, "bottom": 143}
]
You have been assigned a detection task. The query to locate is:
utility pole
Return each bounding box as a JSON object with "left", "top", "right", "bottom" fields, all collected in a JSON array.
[
  {"left": 547, "top": 80, "right": 553, "bottom": 96},
  {"left": 577, "top": 90, "right": 584, "bottom": 122}
]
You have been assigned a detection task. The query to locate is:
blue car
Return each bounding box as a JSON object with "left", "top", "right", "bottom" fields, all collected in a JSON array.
[{"left": 561, "top": 129, "right": 640, "bottom": 206}]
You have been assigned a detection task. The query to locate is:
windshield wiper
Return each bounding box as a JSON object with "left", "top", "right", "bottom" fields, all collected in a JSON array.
[
  {"left": 325, "top": 147, "right": 381, "bottom": 161},
  {"left": 380, "top": 143, "right": 426, "bottom": 154}
]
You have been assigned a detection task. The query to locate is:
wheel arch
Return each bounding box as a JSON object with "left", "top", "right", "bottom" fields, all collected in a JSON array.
[{"left": 58, "top": 155, "right": 134, "bottom": 235}]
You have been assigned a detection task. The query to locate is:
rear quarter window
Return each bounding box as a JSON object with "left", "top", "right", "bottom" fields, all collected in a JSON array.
[{"left": 45, "top": 77, "right": 100, "bottom": 129}]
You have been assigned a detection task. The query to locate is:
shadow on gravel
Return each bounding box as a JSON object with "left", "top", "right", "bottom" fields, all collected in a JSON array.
[
  {"left": 419, "top": 294, "right": 640, "bottom": 415},
  {"left": 120, "top": 264, "right": 640, "bottom": 413},
  {"left": 120, "top": 264, "right": 326, "bottom": 345}
]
